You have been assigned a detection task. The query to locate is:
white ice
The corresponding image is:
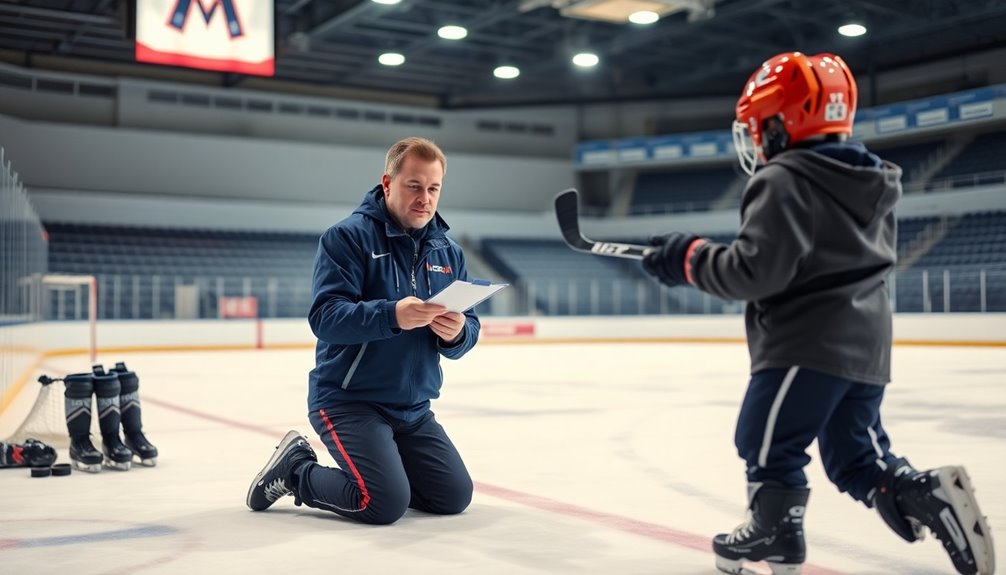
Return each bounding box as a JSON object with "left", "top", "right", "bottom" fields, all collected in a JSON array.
[{"left": 1, "top": 342, "right": 1003, "bottom": 575}]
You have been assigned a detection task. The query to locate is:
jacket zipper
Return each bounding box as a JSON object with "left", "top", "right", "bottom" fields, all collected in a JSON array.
[{"left": 410, "top": 237, "right": 419, "bottom": 294}]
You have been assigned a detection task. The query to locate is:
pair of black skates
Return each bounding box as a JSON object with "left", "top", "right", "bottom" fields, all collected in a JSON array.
[
  {"left": 55, "top": 362, "right": 159, "bottom": 473},
  {"left": 713, "top": 459, "right": 995, "bottom": 575}
]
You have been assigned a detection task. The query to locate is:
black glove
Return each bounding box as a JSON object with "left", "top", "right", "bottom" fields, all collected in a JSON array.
[
  {"left": 642, "top": 232, "right": 699, "bottom": 287},
  {"left": 0, "top": 438, "right": 57, "bottom": 467}
]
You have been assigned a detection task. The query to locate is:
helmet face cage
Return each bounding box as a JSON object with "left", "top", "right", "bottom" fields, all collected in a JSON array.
[
  {"left": 733, "top": 52, "right": 857, "bottom": 175},
  {"left": 732, "top": 118, "right": 758, "bottom": 176}
]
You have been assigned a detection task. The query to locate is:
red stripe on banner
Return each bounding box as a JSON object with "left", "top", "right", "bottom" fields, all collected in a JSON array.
[
  {"left": 481, "top": 322, "right": 535, "bottom": 337},
  {"left": 136, "top": 42, "right": 274, "bottom": 76},
  {"left": 319, "top": 408, "right": 370, "bottom": 510}
]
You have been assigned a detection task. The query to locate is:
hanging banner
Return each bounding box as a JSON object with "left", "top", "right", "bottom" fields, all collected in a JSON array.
[{"left": 136, "top": 0, "right": 275, "bottom": 76}]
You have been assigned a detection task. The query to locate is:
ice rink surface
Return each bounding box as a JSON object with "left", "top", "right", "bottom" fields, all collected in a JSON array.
[{"left": 1, "top": 341, "right": 1003, "bottom": 575}]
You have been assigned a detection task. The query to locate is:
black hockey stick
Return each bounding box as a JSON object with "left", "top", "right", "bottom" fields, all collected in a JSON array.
[{"left": 554, "top": 188, "right": 653, "bottom": 260}]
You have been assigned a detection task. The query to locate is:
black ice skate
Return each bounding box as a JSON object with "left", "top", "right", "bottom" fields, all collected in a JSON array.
[
  {"left": 111, "top": 362, "right": 158, "bottom": 467},
  {"left": 124, "top": 432, "right": 158, "bottom": 467},
  {"left": 101, "top": 435, "right": 133, "bottom": 471},
  {"left": 65, "top": 372, "right": 102, "bottom": 473},
  {"left": 93, "top": 365, "right": 132, "bottom": 470},
  {"left": 713, "top": 484, "right": 809, "bottom": 575},
  {"left": 875, "top": 459, "right": 995, "bottom": 575},
  {"left": 246, "top": 430, "right": 317, "bottom": 511},
  {"left": 69, "top": 436, "right": 103, "bottom": 473}
]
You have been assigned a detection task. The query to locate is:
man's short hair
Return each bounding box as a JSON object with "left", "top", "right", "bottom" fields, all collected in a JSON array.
[{"left": 385, "top": 137, "right": 447, "bottom": 180}]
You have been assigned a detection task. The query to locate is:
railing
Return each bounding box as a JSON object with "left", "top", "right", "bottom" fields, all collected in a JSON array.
[
  {"left": 43, "top": 265, "right": 1006, "bottom": 321},
  {"left": 892, "top": 265, "right": 1006, "bottom": 313},
  {"left": 1, "top": 147, "right": 48, "bottom": 404},
  {"left": 906, "top": 169, "right": 1006, "bottom": 193}
]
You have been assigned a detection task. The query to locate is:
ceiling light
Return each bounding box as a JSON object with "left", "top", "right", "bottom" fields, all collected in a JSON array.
[
  {"left": 371, "top": 0, "right": 401, "bottom": 5},
  {"left": 628, "top": 10, "right": 660, "bottom": 24},
  {"left": 838, "top": 23, "right": 867, "bottom": 37},
  {"left": 494, "top": 65, "right": 520, "bottom": 79},
  {"left": 572, "top": 52, "right": 599, "bottom": 68},
  {"left": 378, "top": 52, "right": 405, "bottom": 66},
  {"left": 438, "top": 25, "right": 468, "bottom": 40}
]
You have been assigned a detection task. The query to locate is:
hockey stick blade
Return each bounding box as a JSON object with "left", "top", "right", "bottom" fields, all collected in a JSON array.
[{"left": 554, "top": 189, "right": 652, "bottom": 260}]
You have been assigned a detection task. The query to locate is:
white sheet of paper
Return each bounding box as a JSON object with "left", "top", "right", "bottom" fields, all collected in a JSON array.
[{"left": 426, "top": 280, "right": 508, "bottom": 313}]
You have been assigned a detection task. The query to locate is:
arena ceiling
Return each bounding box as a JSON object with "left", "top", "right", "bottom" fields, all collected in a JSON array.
[{"left": 1, "top": 0, "right": 1005, "bottom": 108}]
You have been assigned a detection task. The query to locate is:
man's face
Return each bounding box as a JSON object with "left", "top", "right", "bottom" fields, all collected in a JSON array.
[{"left": 382, "top": 154, "right": 444, "bottom": 232}]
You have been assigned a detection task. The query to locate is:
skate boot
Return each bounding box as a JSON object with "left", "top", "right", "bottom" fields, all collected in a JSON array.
[
  {"left": 69, "top": 435, "right": 103, "bottom": 472},
  {"left": 64, "top": 371, "right": 103, "bottom": 473},
  {"left": 875, "top": 458, "right": 995, "bottom": 575},
  {"left": 92, "top": 365, "right": 133, "bottom": 470},
  {"left": 246, "top": 430, "right": 317, "bottom": 511},
  {"left": 111, "top": 362, "right": 158, "bottom": 466},
  {"left": 712, "top": 483, "right": 809, "bottom": 575}
]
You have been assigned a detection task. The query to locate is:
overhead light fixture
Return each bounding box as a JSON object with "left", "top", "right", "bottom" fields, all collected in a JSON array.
[
  {"left": 552, "top": 0, "right": 714, "bottom": 24},
  {"left": 628, "top": 10, "right": 659, "bottom": 24},
  {"left": 838, "top": 23, "right": 867, "bottom": 37},
  {"left": 371, "top": 0, "right": 401, "bottom": 5},
  {"left": 572, "top": 52, "right": 599, "bottom": 68},
  {"left": 378, "top": 52, "right": 405, "bottom": 66},
  {"left": 494, "top": 65, "right": 520, "bottom": 79},
  {"left": 438, "top": 25, "right": 468, "bottom": 40}
]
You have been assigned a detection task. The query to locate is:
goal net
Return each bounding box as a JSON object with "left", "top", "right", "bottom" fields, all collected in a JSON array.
[{"left": 1, "top": 274, "right": 98, "bottom": 447}]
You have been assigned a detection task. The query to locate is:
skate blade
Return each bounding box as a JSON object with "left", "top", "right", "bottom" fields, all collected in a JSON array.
[
  {"left": 133, "top": 455, "right": 157, "bottom": 467},
  {"left": 102, "top": 458, "right": 132, "bottom": 471},
  {"left": 246, "top": 430, "right": 302, "bottom": 509},
  {"left": 715, "top": 556, "right": 802, "bottom": 575},
  {"left": 71, "top": 460, "right": 102, "bottom": 473},
  {"left": 935, "top": 466, "right": 996, "bottom": 575}
]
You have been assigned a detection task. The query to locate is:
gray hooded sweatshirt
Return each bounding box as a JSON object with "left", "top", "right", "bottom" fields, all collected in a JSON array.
[{"left": 690, "top": 145, "right": 902, "bottom": 385}]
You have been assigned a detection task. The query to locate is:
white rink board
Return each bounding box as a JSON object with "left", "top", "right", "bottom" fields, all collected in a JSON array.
[{"left": 14, "top": 313, "right": 1006, "bottom": 354}]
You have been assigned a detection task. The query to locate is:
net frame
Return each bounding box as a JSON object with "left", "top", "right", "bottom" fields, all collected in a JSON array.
[
  {"left": 42, "top": 274, "right": 97, "bottom": 363},
  {"left": 2, "top": 274, "right": 98, "bottom": 446}
]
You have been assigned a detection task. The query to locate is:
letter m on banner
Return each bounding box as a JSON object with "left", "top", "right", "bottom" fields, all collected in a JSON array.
[{"left": 136, "top": 0, "right": 274, "bottom": 76}]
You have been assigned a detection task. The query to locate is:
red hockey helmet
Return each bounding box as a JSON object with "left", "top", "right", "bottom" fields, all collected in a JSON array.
[{"left": 732, "top": 52, "right": 857, "bottom": 175}]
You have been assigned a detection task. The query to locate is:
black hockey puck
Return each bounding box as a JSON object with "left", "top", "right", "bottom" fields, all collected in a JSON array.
[
  {"left": 51, "top": 463, "right": 72, "bottom": 476},
  {"left": 31, "top": 466, "right": 52, "bottom": 478}
]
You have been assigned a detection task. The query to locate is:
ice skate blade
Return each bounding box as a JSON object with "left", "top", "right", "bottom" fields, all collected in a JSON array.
[
  {"left": 71, "top": 459, "right": 102, "bottom": 473},
  {"left": 134, "top": 456, "right": 157, "bottom": 467},
  {"left": 102, "top": 457, "right": 131, "bottom": 471},
  {"left": 935, "top": 466, "right": 996, "bottom": 575},
  {"left": 715, "top": 556, "right": 802, "bottom": 575}
]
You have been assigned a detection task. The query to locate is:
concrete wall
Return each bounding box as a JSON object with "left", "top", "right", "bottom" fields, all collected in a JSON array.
[{"left": 0, "top": 113, "right": 574, "bottom": 214}]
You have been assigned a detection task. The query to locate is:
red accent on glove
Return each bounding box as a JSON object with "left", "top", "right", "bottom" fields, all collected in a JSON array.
[{"left": 684, "top": 238, "right": 707, "bottom": 285}]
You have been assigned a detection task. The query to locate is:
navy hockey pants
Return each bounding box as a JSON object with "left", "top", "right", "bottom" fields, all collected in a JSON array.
[
  {"left": 295, "top": 403, "right": 473, "bottom": 524},
  {"left": 735, "top": 366, "right": 899, "bottom": 506}
]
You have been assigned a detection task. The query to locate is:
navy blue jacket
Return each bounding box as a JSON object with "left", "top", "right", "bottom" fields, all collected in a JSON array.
[{"left": 307, "top": 185, "right": 480, "bottom": 420}]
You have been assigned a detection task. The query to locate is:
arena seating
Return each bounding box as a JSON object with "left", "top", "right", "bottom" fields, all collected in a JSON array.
[{"left": 630, "top": 166, "right": 742, "bottom": 214}]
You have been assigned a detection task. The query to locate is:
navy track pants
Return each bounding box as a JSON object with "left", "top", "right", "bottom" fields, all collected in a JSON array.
[
  {"left": 735, "top": 366, "right": 900, "bottom": 505},
  {"left": 294, "top": 403, "right": 473, "bottom": 524}
]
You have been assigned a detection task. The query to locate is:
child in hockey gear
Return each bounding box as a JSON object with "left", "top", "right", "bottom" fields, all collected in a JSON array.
[
  {"left": 109, "top": 362, "right": 159, "bottom": 466},
  {"left": 64, "top": 371, "right": 104, "bottom": 473},
  {"left": 246, "top": 430, "right": 317, "bottom": 511},
  {"left": 0, "top": 438, "right": 58, "bottom": 468},
  {"left": 642, "top": 52, "right": 994, "bottom": 575}
]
